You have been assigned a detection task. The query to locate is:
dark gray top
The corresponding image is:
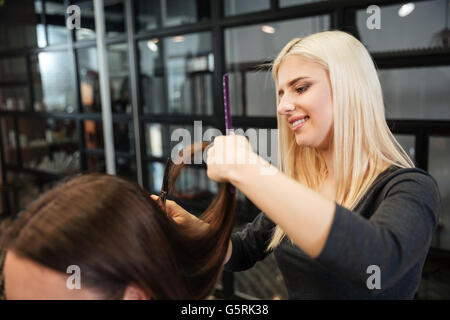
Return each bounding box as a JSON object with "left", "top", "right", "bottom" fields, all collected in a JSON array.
[{"left": 225, "top": 165, "right": 441, "bottom": 299}]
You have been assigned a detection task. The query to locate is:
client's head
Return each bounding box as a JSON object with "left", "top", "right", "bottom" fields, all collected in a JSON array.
[{"left": 2, "top": 167, "right": 234, "bottom": 299}]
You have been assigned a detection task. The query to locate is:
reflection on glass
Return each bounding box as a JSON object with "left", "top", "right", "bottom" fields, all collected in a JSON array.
[
  {"left": 139, "top": 32, "right": 214, "bottom": 115},
  {"left": 146, "top": 123, "right": 164, "bottom": 157},
  {"left": 226, "top": 16, "right": 330, "bottom": 65},
  {"left": 0, "top": 0, "right": 43, "bottom": 50},
  {"left": 224, "top": 0, "right": 270, "bottom": 16},
  {"left": 148, "top": 161, "right": 165, "bottom": 193},
  {"left": 87, "top": 154, "right": 105, "bottom": 172},
  {"left": 18, "top": 118, "right": 79, "bottom": 173},
  {"left": 356, "top": 0, "right": 450, "bottom": 52},
  {"left": 135, "top": 0, "right": 158, "bottom": 31},
  {"left": 0, "top": 57, "right": 27, "bottom": 83},
  {"left": 0, "top": 117, "right": 18, "bottom": 165},
  {"left": 163, "top": 0, "right": 210, "bottom": 27},
  {"left": 147, "top": 162, "right": 216, "bottom": 195},
  {"left": 74, "top": 0, "right": 96, "bottom": 41},
  {"left": 428, "top": 137, "right": 450, "bottom": 250},
  {"left": 280, "top": 0, "right": 326, "bottom": 7},
  {"left": 394, "top": 134, "right": 415, "bottom": 161},
  {"left": 105, "top": 0, "right": 126, "bottom": 37},
  {"left": 84, "top": 120, "right": 133, "bottom": 153},
  {"left": 173, "top": 167, "right": 217, "bottom": 194},
  {"left": 46, "top": 0, "right": 70, "bottom": 45},
  {"left": 0, "top": 56, "right": 29, "bottom": 111},
  {"left": 136, "top": 0, "right": 210, "bottom": 30},
  {"left": 35, "top": 0, "right": 47, "bottom": 47},
  {"left": 117, "top": 156, "right": 137, "bottom": 181},
  {"left": 84, "top": 120, "right": 103, "bottom": 150},
  {"left": 32, "top": 51, "right": 76, "bottom": 113},
  {"left": 108, "top": 43, "right": 131, "bottom": 113},
  {"left": 379, "top": 66, "right": 450, "bottom": 120},
  {"left": 227, "top": 71, "right": 276, "bottom": 116},
  {"left": 225, "top": 16, "right": 329, "bottom": 116},
  {"left": 78, "top": 47, "right": 101, "bottom": 112},
  {"left": 145, "top": 124, "right": 204, "bottom": 158},
  {"left": 114, "top": 122, "right": 133, "bottom": 153},
  {"left": 138, "top": 38, "right": 164, "bottom": 113},
  {"left": 0, "top": 87, "right": 30, "bottom": 112},
  {"left": 145, "top": 123, "right": 218, "bottom": 159}
]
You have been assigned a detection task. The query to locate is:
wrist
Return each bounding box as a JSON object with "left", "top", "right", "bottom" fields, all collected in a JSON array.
[{"left": 227, "top": 151, "right": 265, "bottom": 186}]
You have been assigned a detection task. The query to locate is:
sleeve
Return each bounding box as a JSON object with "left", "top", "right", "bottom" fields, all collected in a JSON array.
[
  {"left": 316, "top": 172, "right": 441, "bottom": 289},
  {"left": 224, "top": 212, "right": 276, "bottom": 272}
]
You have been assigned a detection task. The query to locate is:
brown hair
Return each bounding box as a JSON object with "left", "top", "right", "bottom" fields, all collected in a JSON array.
[{"left": 1, "top": 143, "right": 235, "bottom": 299}]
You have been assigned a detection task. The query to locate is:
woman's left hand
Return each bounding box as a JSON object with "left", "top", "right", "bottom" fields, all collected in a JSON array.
[{"left": 206, "top": 134, "right": 259, "bottom": 183}]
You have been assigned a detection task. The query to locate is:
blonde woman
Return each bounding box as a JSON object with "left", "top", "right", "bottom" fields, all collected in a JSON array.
[{"left": 163, "top": 30, "right": 441, "bottom": 299}]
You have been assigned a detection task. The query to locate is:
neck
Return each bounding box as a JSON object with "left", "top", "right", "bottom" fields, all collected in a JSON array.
[{"left": 319, "top": 147, "right": 334, "bottom": 181}]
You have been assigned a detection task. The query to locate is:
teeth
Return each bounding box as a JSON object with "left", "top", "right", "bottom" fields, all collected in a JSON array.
[{"left": 293, "top": 117, "right": 308, "bottom": 127}]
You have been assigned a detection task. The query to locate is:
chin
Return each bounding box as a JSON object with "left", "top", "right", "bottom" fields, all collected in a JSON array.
[{"left": 294, "top": 135, "right": 309, "bottom": 147}]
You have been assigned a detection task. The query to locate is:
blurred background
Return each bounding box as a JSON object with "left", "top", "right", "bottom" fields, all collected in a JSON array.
[{"left": 0, "top": 0, "right": 449, "bottom": 299}]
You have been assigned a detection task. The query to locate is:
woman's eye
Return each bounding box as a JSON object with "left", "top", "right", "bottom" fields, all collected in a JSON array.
[{"left": 296, "top": 85, "right": 310, "bottom": 94}]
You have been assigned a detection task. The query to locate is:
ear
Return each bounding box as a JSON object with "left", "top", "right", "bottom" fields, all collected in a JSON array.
[{"left": 122, "top": 284, "right": 151, "bottom": 300}]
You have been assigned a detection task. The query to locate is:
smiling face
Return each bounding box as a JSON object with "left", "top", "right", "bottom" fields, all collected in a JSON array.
[{"left": 276, "top": 55, "right": 334, "bottom": 150}]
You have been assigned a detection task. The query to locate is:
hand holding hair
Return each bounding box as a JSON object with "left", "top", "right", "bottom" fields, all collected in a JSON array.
[
  {"left": 206, "top": 134, "right": 260, "bottom": 183},
  {"left": 150, "top": 195, "right": 210, "bottom": 234}
]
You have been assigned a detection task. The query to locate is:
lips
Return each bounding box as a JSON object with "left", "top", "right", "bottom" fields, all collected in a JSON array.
[
  {"left": 288, "top": 114, "right": 308, "bottom": 124},
  {"left": 288, "top": 115, "right": 310, "bottom": 130}
]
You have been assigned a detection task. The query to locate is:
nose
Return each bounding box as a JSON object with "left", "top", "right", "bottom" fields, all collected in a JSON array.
[{"left": 277, "top": 95, "right": 296, "bottom": 115}]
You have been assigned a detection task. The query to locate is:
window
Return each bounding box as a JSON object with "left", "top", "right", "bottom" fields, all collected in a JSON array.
[
  {"left": 224, "top": 0, "right": 270, "bottom": 16},
  {"left": 356, "top": 0, "right": 450, "bottom": 52},
  {"left": 74, "top": 0, "right": 96, "bottom": 41},
  {"left": 105, "top": 0, "right": 126, "bottom": 37},
  {"left": 225, "top": 16, "right": 330, "bottom": 116},
  {"left": 429, "top": 136, "right": 450, "bottom": 250},
  {"left": 84, "top": 120, "right": 133, "bottom": 153},
  {"left": 107, "top": 43, "right": 131, "bottom": 114},
  {"left": 139, "top": 32, "right": 214, "bottom": 115},
  {"left": 0, "top": 57, "right": 29, "bottom": 112},
  {"left": 18, "top": 118, "right": 80, "bottom": 174},
  {"left": 280, "top": 0, "right": 327, "bottom": 7},
  {"left": 395, "top": 134, "right": 416, "bottom": 162},
  {"left": 379, "top": 66, "right": 450, "bottom": 120},
  {"left": 77, "top": 47, "right": 101, "bottom": 113},
  {"left": 46, "top": 0, "right": 70, "bottom": 46},
  {"left": 32, "top": 51, "right": 76, "bottom": 113},
  {"left": 135, "top": 0, "right": 210, "bottom": 31},
  {"left": 0, "top": 117, "right": 18, "bottom": 165}
]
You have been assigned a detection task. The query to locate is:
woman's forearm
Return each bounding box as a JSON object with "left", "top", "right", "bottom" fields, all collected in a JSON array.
[{"left": 227, "top": 157, "right": 336, "bottom": 258}]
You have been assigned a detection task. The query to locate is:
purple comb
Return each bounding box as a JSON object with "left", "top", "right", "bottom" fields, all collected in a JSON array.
[{"left": 222, "top": 73, "right": 235, "bottom": 194}]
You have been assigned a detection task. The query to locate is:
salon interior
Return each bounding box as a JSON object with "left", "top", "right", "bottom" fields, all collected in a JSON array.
[{"left": 0, "top": 0, "right": 449, "bottom": 300}]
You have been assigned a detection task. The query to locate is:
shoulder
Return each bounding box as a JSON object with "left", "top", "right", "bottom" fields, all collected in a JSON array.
[
  {"left": 378, "top": 166, "right": 441, "bottom": 221},
  {"left": 382, "top": 166, "right": 439, "bottom": 197}
]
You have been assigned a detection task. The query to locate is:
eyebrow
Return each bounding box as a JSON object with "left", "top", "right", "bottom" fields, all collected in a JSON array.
[{"left": 278, "top": 76, "right": 310, "bottom": 95}]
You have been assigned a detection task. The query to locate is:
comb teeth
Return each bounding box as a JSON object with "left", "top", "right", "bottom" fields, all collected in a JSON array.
[
  {"left": 222, "top": 73, "right": 235, "bottom": 195},
  {"left": 223, "top": 74, "right": 232, "bottom": 134}
]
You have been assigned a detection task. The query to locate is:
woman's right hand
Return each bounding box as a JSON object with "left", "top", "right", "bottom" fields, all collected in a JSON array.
[
  {"left": 151, "top": 195, "right": 232, "bottom": 265},
  {"left": 150, "top": 195, "right": 210, "bottom": 233}
]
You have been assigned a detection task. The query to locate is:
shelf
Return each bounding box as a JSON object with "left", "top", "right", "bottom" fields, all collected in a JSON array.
[
  {"left": 5, "top": 165, "right": 72, "bottom": 182},
  {"left": 0, "top": 110, "right": 76, "bottom": 119},
  {"left": 21, "top": 139, "right": 78, "bottom": 150}
]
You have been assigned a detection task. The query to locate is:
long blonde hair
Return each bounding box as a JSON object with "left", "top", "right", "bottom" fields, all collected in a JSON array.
[{"left": 268, "top": 30, "right": 414, "bottom": 250}]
